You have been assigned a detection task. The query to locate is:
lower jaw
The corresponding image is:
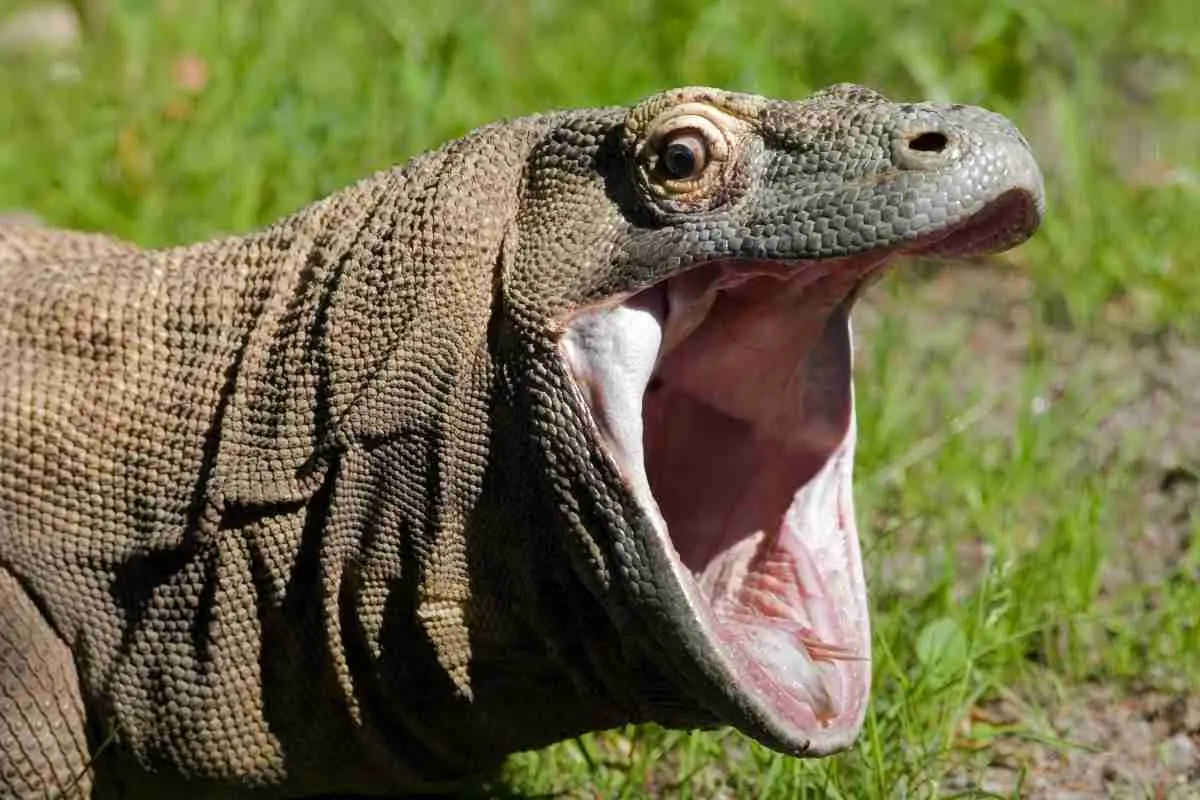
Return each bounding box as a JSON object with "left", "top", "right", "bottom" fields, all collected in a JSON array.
[{"left": 639, "top": 299, "right": 872, "bottom": 747}]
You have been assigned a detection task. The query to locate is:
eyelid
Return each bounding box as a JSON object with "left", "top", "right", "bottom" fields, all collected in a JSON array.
[
  {"left": 651, "top": 113, "right": 730, "bottom": 163},
  {"left": 634, "top": 103, "right": 739, "bottom": 168},
  {"left": 633, "top": 102, "right": 746, "bottom": 204}
]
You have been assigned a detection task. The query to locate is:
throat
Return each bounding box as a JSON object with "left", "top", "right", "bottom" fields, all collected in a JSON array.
[
  {"left": 644, "top": 387, "right": 826, "bottom": 573},
  {"left": 643, "top": 274, "right": 854, "bottom": 576}
]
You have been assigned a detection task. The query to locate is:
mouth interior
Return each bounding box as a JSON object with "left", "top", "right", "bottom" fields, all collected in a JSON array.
[
  {"left": 561, "top": 253, "right": 883, "bottom": 737},
  {"left": 556, "top": 189, "right": 1037, "bottom": 741}
]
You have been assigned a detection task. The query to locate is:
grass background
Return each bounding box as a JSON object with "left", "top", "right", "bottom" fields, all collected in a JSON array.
[{"left": 1, "top": 0, "right": 1196, "bottom": 796}]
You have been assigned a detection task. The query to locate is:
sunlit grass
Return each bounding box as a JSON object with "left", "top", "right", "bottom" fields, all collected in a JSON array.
[{"left": 1, "top": 0, "right": 1195, "bottom": 795}]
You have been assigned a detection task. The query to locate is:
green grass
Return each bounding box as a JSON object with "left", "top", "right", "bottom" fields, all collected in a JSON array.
[{"left": 2, "top": 0, "right": 1197, "bottom": 796}]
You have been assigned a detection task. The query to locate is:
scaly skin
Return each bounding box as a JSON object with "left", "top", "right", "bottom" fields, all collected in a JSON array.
[{"left": 0, "top": 85, "right": 1043, "bottom": 797}]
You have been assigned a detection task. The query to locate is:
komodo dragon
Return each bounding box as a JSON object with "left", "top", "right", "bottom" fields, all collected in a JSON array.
[{"left": 0, "top": 84, "right": 1044, "bottom": 797}]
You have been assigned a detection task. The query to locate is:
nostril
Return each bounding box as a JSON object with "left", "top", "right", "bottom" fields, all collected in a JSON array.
[{"left": 907, "top": 131, "right": 949, "bottom": 153}]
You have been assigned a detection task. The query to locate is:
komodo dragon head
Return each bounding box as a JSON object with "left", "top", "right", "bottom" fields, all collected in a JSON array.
[
  {"left": 199, "top": 83, "right": 1044, "bottom": 789},
  {"left": 494, "top": 84, "right": 1043, "bottom": 758}
]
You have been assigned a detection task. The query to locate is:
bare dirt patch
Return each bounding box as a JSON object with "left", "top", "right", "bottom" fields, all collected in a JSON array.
[{"left": 948, "top": 686, "right": 1199, "bottom": 799}]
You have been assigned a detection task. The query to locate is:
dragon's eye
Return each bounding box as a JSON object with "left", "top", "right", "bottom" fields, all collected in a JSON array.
[{"left": 660, "top": 131, "right": 709, "bottom": 180}]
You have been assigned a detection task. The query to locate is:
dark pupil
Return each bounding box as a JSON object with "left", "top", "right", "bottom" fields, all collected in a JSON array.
[{"left": 663, "top": 141, "right": 698, "bottom": 178}]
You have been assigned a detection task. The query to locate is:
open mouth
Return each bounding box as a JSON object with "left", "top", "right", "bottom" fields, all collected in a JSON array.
[{"left": 559, "top": 189, "right": 1038, "bottom": 750}]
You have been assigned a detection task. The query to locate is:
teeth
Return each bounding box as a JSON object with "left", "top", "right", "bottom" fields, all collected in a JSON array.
[
  {"left": 697, "top": 530, "right": 762, "bottom": 599},
  {"left": 783, "top": 431, "right": 859, "bottom": 646},
  {"left": 798, "top": 636, "right": 869, "bottom": 663},
  {"left": 661, "top": 268, "right": 719, "bottom": 357}
]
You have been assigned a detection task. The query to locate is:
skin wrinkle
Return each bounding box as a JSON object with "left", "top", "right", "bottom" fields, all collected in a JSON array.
[{"left": 0, "top": 84, "right": 1042, "bottom": 796}]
